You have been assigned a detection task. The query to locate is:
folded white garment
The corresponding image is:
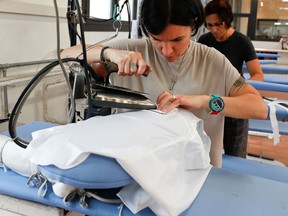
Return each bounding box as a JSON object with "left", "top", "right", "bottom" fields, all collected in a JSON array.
[
  {"left": 0, "top": 135, "right": 37, "bottom": 177},
  {"left": 23, "top": 108, "right": 212, "bottom": 216}
]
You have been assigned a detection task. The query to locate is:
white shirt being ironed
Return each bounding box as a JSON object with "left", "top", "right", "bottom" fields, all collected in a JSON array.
[{"left": 106, "top": 38, "right": 240, "bottom": 167}]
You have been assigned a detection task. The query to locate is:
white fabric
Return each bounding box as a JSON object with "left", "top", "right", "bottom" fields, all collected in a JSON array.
[
  {"left": 0, "top": 135, "right": 76, "bottom": 198},
  {"left": 117, "top": 168, "right": 211, "bottom": 216},
  {"left": 106, "top": 39, "right": 241, "bottom": 167},
  {"left": 267, "top": 100, "right": 288, "bottom": 145},
  {"left": 0, "top": 135, "right": 37, "bottom": 177},
  {"left": 23, "top": 108, "right": 212, "bottom": 216},
  {"left": 52, "top": 182, "right": 76, "bottom": 198},
  {"left": 268, "top": 101, "right": 280, "bottom": 145}
]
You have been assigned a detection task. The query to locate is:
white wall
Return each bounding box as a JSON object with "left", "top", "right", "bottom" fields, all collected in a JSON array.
[{"left": 0, "top": 0, "right": 129, "bottom": 125}]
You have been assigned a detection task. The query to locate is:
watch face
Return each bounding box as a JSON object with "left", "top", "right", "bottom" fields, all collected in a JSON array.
[
  {"left": 209, "top": 95, "right": 224, "bottom": 115},
  {"left": 212, "top": 98, "right": 224, "bottom": 112}
]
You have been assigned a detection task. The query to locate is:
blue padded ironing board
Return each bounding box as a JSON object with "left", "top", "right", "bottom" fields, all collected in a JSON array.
[
  {"left": 246, "top": 80, "right": 288, "bottom": 134},
  {"left": 259, "top": 59, "right": 277, "bottom": 64},
  {"left": 256, "top": 53, "right": 281, "bottom": 59},
  {"left": 0, "top": 167, "right": 153, "bottom": 216},
  {"left": 222, "top": 154, "right": 288, "bottom": 183},
  {"left": 244, "top": 73, "right": 288, "bottom": 85},
  {"left": 1, "top": 166, "right": 288, "bottom": 216},
  {"left": 183, "top": 168, "right": 288, "bottom": 216},
  {"left": 249, "top": 119, "right": 288, "bottom": 135},
  {"left": 243, "top": 63, "right": 288, "bottom": 74},
  {"left": 260, "top": 65, "right": 288, "bottom": 74},
  {"left": 266, "top": 103, "right": 287, "bottom": 121},
  {"left": 248, "top": 80, "right": 288, "bottom": 121},
  {"left": 248, "top": 80, "right": 288, "bottom": 92},
  {"left": 1, "top": 122, "right": 288, "bottom": 215}
]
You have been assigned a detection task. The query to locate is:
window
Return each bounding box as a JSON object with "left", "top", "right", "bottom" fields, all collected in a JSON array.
[
  {"left": 256, "top": 0, "right": 288, "bottom": 41},
  {"left": 228, "top": 0, "right": 288, "bottom": 41},
  {"left": 89, "top": 0, "right": 112, "bottom": 19},
  {"left": 229, "top": 0, "right": 256, "bottom": 38},
  {"left": 82, "top": 0, "right": 138, "bottom": 32}
]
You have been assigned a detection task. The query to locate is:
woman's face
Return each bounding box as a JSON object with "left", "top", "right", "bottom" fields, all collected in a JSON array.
[
  {"left": 148, "top": 24, "right": 192, "bottom": 62},
  {"left": 205, "top": 14, "right": 228, "bottom": 42}
]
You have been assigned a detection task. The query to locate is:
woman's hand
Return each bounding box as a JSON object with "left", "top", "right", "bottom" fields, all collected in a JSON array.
[
  {"left": 104, "top": 48, "right": 152, "bottom": 76},
  {"left": 157, "top": 91, "right": 210, "bottom": 113},
  {"left": 61, "top": 45, "right": 152, "bottom": 77}
]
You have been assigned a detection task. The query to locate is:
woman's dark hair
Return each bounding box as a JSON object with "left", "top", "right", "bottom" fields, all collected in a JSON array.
[
  {"left": 140, "top": 0, "right": 205, "bottom": 36},
  {"left": 204, "top": 0, "right": 233, "bottom": 28}
]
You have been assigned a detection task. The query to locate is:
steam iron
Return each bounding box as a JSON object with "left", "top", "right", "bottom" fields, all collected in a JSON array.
[{"left": 89, "top": 61, "right": 157, "bottom": 110}]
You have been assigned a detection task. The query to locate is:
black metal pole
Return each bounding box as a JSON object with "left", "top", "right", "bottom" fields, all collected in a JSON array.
[{"left": 67, "top": 0, "right": 77, "bottom": 46}]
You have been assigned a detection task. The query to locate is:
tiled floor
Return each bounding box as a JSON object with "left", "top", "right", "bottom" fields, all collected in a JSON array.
[{"left": 247, "top": 134, "right": 288, "bottom": 167}]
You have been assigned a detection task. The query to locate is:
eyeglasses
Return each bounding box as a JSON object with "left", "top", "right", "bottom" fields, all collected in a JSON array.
[{"left": 205, "top": 22, "right": 224, "bottom": 29}]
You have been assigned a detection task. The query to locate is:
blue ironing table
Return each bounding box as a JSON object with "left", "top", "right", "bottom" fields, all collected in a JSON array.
[
  {"left": 259, "top": 59, "right": 277, "bottom": 64},
  {"left": 260, "top": 64, "right": 288, "bottom": 74},
  {"left": 247, "top": 80, "right": 288, "bottom": 134},
  {"left": 1, "top": 164, "right": 288, "bottom": 216},
  {"left": 244, "top": 73, "right": 288, "bottom": 85},
  {"left": 248, "top": 80, "right": 288, "bottom": 93},
  {"left": 1, "top": 122, "right": 288, "bottom": 216},
  {"left": 256, "top": 53, "right": 281, "bottom": 59},
  {"left": 249, "top": 119, "right": 288, "bottom": 135},
  {"left": 243, "top": 64, "right": 288, "bottom": 74}
]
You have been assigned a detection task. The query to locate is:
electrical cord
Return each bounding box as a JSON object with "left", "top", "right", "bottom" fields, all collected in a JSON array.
[
  {"left": 54, "top": 0, "right": 75, "bottom": 124},
  {"left": 8, "top": 0, "right": 82, "bottom": 148},
  {"left": 8, "top": 0, "right": 133, "bottom": 148},
  {"left": 72, "top": 0, "right": 131, "bottom": 118},
  {"left": 8, "top": 58, "right": 89, "bottom": 148}
]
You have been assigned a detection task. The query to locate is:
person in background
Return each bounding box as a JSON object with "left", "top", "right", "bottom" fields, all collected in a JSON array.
[
  {"left": 61, "top": 0, "right": 267, "bottom": 167},
  {"left": 198, "top": 0, "right": 264, "bottom": 159}
]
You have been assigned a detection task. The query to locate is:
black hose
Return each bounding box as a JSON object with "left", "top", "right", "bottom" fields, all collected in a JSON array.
[{"left": 8, "top": 58, "right": 83, "bottom": 148}]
